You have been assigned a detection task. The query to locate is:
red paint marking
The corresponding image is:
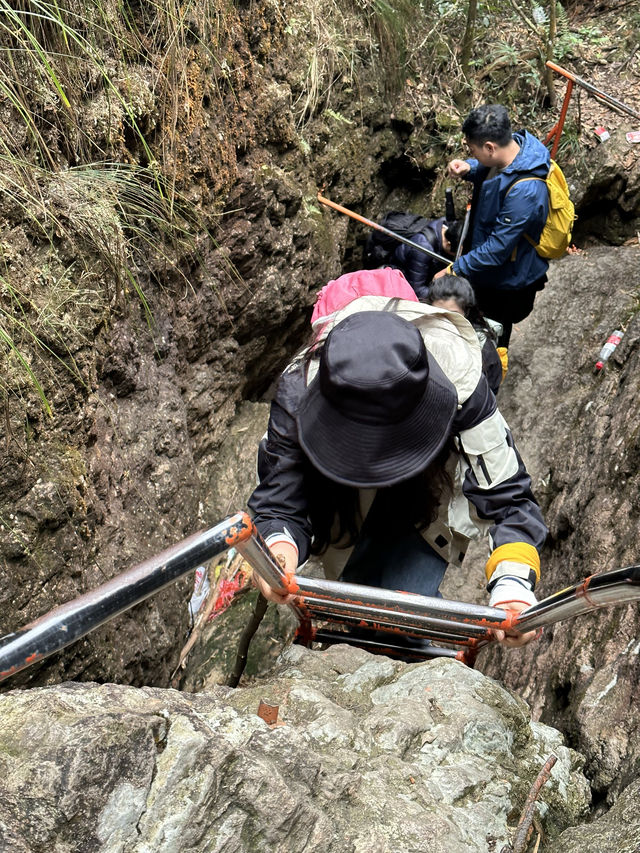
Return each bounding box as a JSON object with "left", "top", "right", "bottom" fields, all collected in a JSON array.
[
  {"left": 284, "top": 571, "right": 299, "bottom": 595},
  {"left": 0, "top": 666, "right": 19, "bottom": 678},
  {"left": 224, "top": 513, "right": 254, "bottom": 546},
  {"left": 257, "top": 701, "right": 279, "bottom": 725},
  {"left": 208, "top": 573, "right": 250, "bottom": 622}
]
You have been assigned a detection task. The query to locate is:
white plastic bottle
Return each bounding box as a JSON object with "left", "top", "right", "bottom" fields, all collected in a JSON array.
[{"left": 595, "top": 329, "right": 623, "bottom": 371}]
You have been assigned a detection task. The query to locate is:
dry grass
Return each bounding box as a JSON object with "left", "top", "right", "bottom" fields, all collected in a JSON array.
[{"left": 288, "top": 0, "right": 416, "bottom": 128}]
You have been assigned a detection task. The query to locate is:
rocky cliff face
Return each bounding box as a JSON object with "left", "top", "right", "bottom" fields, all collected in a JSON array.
[
  {"left": 2, "top": 0, "right": 640, "bottom": 692},
  {"left": 0, "top": 648, "right": 591, "bottom": 853},
  {"left": 0, "top": 0, "right": 396, "bottom": 688},
  {"left": 3, "top": 1, "right": 640, "bottom": 847},
  {"left": 477, "top": 245, "right": 640, "bottom": 806}
]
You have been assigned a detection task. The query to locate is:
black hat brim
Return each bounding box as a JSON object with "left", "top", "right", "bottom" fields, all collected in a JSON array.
[{"left": 297, "top": 351, "right": 458, "bottom": 488}]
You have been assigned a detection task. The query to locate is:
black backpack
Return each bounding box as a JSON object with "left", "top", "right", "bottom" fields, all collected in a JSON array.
[{"left": 363, "top": 211, "right": 435, "bottom": 267}]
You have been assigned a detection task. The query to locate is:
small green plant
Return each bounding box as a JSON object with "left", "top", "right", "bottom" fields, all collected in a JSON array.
[
  {"left": 0, "top": 320, "right": 52, "bottom": 415},
  {"left": 324, "top": 108, "right": 354, "bottom": 124}
]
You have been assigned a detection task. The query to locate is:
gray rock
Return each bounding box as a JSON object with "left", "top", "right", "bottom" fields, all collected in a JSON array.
[
  {"left": 0, "top": 650, "right": 590, "bottom": 852},
  {"left": 550, "top": 778, "right": 640, "bottom": 853},
  {"left": 476, "top": 246, "right": 640, "bottom": 803}
]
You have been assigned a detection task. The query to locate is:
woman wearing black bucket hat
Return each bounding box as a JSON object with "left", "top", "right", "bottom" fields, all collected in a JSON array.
[{"left": 248, "top": 285, "right": 547, "bottom": 648}]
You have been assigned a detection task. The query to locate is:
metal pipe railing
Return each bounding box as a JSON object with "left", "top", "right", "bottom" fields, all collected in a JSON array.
[
  {"left": 0, "top": 512, "right": 257, "bottom": 683},
  {"left": 2, "top": 502, "right": 640, "bottom": 684},
  {"left": 512, "top": 564, "right": 640, "bottom": 634},
  {"left": 317, "top": 193, "right": 450, "bottom": 265},
  {"left": 306, "top": 611, "right": 486, "bottom": 646},
  {"left": 299, "top": 596, "right": 493, "bottom": 639},
  {"left": 544, "top": 61, "right": 640, "bottom": 158},
  {"left": 546, "top": 61, "right": 640, "bottom": 122},
  {"left": 296, "top": 576, "right": 507, "bottom": 626}
]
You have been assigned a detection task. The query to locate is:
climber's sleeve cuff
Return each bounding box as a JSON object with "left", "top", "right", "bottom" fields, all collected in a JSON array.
[
  {"left": 265, "top": 528, "right": 299, "bottom": 559},
  {"left": 485, "top": 542, "right": 540, "bottom": 584}
]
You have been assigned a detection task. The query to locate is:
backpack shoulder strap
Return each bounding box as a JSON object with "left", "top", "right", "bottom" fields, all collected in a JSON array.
[
  {"left": 503, "top": 173, "right": 548, "bottom": 252},
  {"left": 504, "top": 174, "right": 546, "bottom": 198}
]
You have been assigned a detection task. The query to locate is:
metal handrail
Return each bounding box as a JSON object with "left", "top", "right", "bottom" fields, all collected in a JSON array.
[
  {"left": 0, "top": 513, "right": 260, "bottom": 683},
  {"left": 544, "top": 60, "right": 640, "bottom": 158},
  {"left": 316, "top": 193, "right": 450, "bottom": 265},
  {"left": 512, "top": 565, "right": 640, "bottom": 633},
  {"left": 2, "top": 507, "right": 640, "bottom": 683}
]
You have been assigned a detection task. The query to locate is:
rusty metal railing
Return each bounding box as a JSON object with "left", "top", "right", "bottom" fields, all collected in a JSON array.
[
  {"left": 545, "top": 61, "right": 640, "bottom": 158},
  {"left": 2, "top": 510, "right": 640, "bottom": 683}
]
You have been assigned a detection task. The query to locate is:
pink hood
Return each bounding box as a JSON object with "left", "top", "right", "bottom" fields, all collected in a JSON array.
[{"left": 311, "top": 268, "right": 418, "bottom": 329}]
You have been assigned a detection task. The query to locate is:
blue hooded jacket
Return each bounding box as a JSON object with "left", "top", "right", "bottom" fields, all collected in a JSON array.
[{"left": 452, "top": 130, "right": 550, "bottom": 290}]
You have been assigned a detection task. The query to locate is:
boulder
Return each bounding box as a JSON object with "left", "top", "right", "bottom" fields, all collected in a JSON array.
[{"left": 0, "top": 649, "right": 590, "bottom": 852}]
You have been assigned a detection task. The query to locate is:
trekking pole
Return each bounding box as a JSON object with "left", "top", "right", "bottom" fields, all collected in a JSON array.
[
  {"left": 317, "top": 192, "right": 450, "bottom": 265},
  {"left": 445, "top": 187, "right": 456, "bottom": 224},
  {"left": 455, "top": 203, "right": 471, "bottom": 262}
]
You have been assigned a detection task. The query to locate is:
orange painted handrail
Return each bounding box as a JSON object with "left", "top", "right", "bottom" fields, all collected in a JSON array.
[
  {"left": 317, "top": 192, "right": 450, "bottom": 265},
  {"left": 545, "top": 61, "right": 640, "bottom": 158}
]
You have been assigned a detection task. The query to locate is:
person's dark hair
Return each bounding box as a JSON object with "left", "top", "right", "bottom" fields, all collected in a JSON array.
[
  {"left": 364, "top": 242, "right": 397, "bottom": 269},
  {"left": 462, "top": 104, "right": 512, "bottom": 147},
  {"left": 426, "top": 274, "right": 496, "bottom": 340},
  {"left": 306, "top": 444, "right": 454, "bottom": 556},
  {"left": 444, "top": 220, "right": 462, "bottom": 255}
]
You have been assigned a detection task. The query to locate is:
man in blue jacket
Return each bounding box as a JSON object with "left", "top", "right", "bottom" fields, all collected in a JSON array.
[{"left": 434, "top": 104, "right": 549, "bottom": 346}]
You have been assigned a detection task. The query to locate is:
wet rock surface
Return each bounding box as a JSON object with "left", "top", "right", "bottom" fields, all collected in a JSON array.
[{"left": 474, "top": 246, "right": 640, "bottom": 806}]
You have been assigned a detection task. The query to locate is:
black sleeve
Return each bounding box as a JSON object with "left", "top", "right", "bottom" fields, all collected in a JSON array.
[
  {"left": 247, "top": 367, "right": 313, "bottom": 563},
  {"left": 394, "top": 234, "right": 438, "bottom": 293},
  {"left": 481, "top": 338, "right": 503, "bottom": 396}
]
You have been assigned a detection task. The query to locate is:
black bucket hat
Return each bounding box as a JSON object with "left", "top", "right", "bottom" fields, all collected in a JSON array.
[{"left": 297, "top": 311, "right": 458, "bottom": 487}]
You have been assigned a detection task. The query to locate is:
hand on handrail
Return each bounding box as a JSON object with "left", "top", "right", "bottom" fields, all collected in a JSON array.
[
  {"left": 491, "top": 600, "right": 539, "bottom": 648},
  {"left": 252, "top": 546, "right": 297, "bottom": 604}
]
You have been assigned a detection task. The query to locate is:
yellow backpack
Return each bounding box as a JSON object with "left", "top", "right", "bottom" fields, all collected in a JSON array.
[{"left": 506, "top": 160, "right": 576, "bottom": 259}]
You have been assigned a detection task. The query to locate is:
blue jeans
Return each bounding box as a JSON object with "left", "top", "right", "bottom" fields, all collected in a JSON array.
[{"left": 338, "top": 523, "right": 447, "bottom": 598}]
